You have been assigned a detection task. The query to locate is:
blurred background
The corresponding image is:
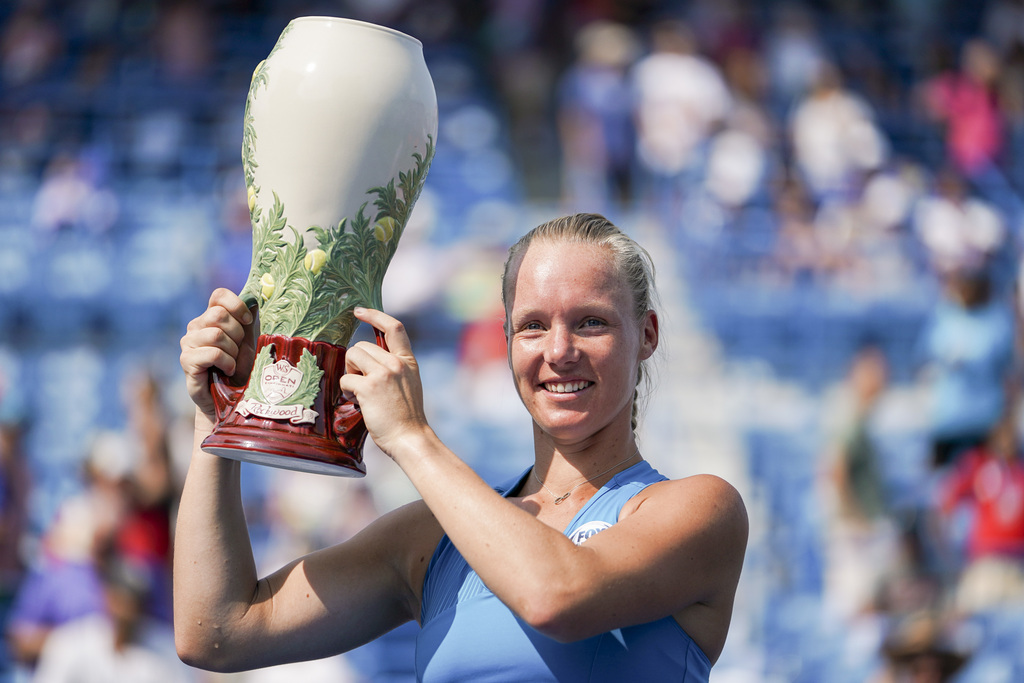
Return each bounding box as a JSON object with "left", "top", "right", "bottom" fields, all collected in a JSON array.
[{"left": 1, "top": 0, "right": 1023, "bottom": 681}]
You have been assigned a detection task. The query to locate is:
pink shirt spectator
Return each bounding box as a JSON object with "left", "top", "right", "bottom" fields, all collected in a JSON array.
[{"left": 924, "top": 40, "right": 1004, "bottom": 176}]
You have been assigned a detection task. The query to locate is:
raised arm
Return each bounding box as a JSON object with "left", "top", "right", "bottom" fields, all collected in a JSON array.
[
  {"left": 174, "top": 290, "right": 441, "bottom": 672},
  {"left": 387, "top": 435, "right": 745, "bottom": 661},
  {"left": 340, "top": 307, "right": 748, "bottom": 663}
]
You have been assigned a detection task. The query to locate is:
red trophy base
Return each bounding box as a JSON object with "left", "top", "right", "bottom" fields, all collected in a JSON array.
[{"left": 201, "top": 334, "right": 368, "bottom": 477}]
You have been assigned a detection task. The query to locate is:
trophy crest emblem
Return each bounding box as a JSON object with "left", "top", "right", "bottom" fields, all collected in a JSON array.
[{"left": 261, "top": 360, "right": 304, "bottom": 405}]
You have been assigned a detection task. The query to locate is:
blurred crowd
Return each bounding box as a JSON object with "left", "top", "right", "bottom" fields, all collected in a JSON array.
[{"left": 1, "top": 0, "right": 1024, "bottom": 681}]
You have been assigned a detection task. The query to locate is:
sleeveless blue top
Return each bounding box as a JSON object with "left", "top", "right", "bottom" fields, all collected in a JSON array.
[{"left": 415, "top": 461, "right": 712, "bottom": 682}]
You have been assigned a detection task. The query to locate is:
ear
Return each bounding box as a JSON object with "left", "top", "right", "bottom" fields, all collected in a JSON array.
[{"left": 639, "top": 310, "right": 659, "bottom": 361}]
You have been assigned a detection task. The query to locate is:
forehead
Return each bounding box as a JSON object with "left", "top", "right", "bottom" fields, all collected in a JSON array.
[{"left": 511, "top": 240, "right": 627, "bottom": 308}]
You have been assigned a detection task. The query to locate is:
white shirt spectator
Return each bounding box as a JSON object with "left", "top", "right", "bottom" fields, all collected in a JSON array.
[
  {"left": 630, "top": 24, "right": 731, "bottom": 176},
  {"left": 915, "top": 194, "right": 1005, "bottom": 273},
  {"left": 789, "top": 68, "right": 888, "bottom": 197},
  {"left": 32, "top": 613, "right": 194, "bottom": 683}
]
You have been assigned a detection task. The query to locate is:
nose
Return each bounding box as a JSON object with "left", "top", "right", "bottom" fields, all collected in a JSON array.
[{"left": 544, "top": 324, "right": 580, "bottom": 365}]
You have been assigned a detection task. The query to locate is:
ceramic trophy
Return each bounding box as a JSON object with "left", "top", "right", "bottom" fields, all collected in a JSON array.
[{"left": 201, "top": 16, "right": 438, "bottom": 476}]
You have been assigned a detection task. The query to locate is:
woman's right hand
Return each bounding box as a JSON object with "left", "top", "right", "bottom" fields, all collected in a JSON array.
[{"left": 179, "top": 288, "right": 256, "bottom": 425}]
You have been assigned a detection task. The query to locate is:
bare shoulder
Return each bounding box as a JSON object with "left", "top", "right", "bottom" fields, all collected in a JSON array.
[
  {"left": 622, "top": 473, "right": 748, "bottom": 549},
  {"left": 631, "top": 473, "right": 746, "bottom": 515},
  {"left": 620, "top": 474, "right": 748, "bottom": 662}
]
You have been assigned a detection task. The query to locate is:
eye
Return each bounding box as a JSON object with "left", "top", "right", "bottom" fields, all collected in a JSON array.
[
  {"left": 582, "top": 318, "right": 605, "bottom": 328},
  {"left": 521, "top": 321, "right": 543, "bottom": 331}
]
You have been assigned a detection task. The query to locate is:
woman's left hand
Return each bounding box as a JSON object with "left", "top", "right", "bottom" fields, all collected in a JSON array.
[{"left": 340, "top": 308, "right": 431, "bottom": 458}]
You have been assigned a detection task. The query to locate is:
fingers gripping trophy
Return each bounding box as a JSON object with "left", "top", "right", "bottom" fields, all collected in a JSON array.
[{"left": 201, "top": 17, "right": 438, "bottom": 476}]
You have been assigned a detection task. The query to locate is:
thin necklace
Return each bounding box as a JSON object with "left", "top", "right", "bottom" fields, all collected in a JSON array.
[{"left": 532, "top": 448, "right": 640, "bottom": 505}]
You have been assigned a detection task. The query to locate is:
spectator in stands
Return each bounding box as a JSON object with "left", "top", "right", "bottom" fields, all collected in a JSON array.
[
  {"left": 920, "top": 38, "right": 1004, "bottom": 182},
  {"left": 31, "top": 553, "right": 194, "bottom": 683},
  {"left": 914, "top": 167, "right": 1006, "bottom": 278},
  {"left": 7, "top": 390, "right": 178, "bottom": 673},
  {"left": 983, "top": 2, "right": 1024, "bottom": 193},
  {"left": 939, "top": 417, "right": 1024, "bottom": 615},
  {"left": 874, "top": 610, "right": 971, "bottom": 683},
  {"left": 811, "top": 167, "right": 922, "bottom": 295},
  {"left": 692, "top": 45, "right": 775, "bottom": 245},
  {"left": 788, "top": 61, "right": 889, "bottom": 201},
  {"left": 981, "top": 0, "right": 1024, "bottom": 58},
  {"left": 0, "top": 3, "right": 63, "bottom": 87},
  {"left": 718, "top": 43, "right": 778, "bottom": 156},
  {"left": 630, "top": 18, "right": 731, "bottom": 221},
  {"left": 0, "top": 415, "right": 29, "bottom": 676},
  {"left": 555, "top": 20, "right": 640, "bottom": 212},
  {"left": 30, "top": 151, "right": 120, "bottom": 238},
  {"left": 455, "top": 297, "right": 518, "bottom": 423},
  {"left": 115, "top": 372, "right": 178, "bottom": 623},
  {"left": 773, "top": 173, "right": 831, "bottom": 285},
  {"left": 702, "top": 129, "right": 768, "bottom": 216},
  {"left": 995, "top": 44, "right": 1024, "bottom": 195},
  {"left": 821, "top": 343, "right": 900, "bottom": 621},
  {"left": 6, "top": 497, "right": 106, "bottom": 674},
  {"left": 916, "top": 261, "right": 1016, "bottom": 471},
  {"left": 762, "top": 1, "right": 828, "bottom": 117},
  {"left": 153, "top": 1, "right": 213, "bottom": 85},
  {"left": 0, "top": 415, "right": 29, "bottom": 605}
]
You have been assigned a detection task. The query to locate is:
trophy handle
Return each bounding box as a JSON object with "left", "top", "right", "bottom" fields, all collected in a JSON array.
[
  {"left": 335, "top": 327, "right": 388, "bottom": 413},
  {"left": 331, "top": 326, "right": 388, "bottom": 442},
  {"left": 205, "top": 296, "right": 256, "bottom": 423},
  {"left": 372, "top": 327, "right": 388, "bottom": 351},
  {"left": 208, "top": 368, "right": 246, "bottom": 423}
]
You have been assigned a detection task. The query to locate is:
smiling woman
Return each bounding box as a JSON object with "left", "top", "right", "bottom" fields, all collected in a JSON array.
[
  {"left": 175, "top": 212, "right": 748, "bottom": 682},
  {"left": 501, "top": 213, "right": 659, "bottom": 442}
]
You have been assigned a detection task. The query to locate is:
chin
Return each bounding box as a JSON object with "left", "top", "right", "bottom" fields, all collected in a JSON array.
[{"left": 533, "top": 415, "right": 612, "bottom": 444}]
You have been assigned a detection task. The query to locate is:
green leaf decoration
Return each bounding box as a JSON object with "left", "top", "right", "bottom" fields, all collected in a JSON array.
[
  {"left": 241, "top": 83, "right": 436, "bottom": 343},
  {"left": 242, "top": 345, "right": 275, "bottom": 404},
  {"left": 290, "top": 348, "right": 325, "bottom": 408},
  {"left": 259, "top": 226, "right": 313, "bottom": 337},
  {"left": 240, "top": 192, "right": 287, "bottom": 308},
  {"left": 241, "top": 22, "right": 292, "bottom": 189}
]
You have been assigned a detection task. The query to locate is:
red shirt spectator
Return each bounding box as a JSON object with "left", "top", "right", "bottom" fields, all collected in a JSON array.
[{"left": 941, "top": 438, "right": 1024, "bottom": 560}]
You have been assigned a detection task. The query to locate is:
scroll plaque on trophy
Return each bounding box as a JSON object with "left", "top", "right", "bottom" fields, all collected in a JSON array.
[{"left": 201, "top": 16, "right": 438, "bottom": 476}]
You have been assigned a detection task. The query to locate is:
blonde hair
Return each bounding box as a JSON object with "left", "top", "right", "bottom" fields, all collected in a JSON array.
[{"left": 501, "top": 213, "right": 659, "bottom": 431}]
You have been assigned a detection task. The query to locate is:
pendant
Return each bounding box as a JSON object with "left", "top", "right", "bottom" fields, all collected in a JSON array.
[{"left": 554, "top": 493, "right": 571, "bottom": 504}]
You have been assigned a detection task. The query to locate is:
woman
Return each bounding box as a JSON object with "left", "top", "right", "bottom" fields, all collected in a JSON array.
[{"left": 175, "top": 213, "right": 748, "bottom": 681}]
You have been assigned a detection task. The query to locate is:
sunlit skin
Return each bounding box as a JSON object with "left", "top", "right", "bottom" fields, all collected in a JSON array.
[
  {"left": 173, "top": 232, "right": 746, "bottom": 673},
  {"left": 507, "top": 240, "right": 658, "bottom": 457}
]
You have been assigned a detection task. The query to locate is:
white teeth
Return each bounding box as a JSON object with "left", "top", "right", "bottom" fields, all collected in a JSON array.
[{"left": 545, "top": 381, "right": 590, "bottom": 393}]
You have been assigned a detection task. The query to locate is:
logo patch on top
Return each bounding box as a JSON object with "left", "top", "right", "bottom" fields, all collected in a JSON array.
[{"left": 568, "top": 521, "right": 612, "bottom": 546}]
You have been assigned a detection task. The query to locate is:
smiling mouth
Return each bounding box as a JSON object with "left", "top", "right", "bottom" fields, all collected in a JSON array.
[{"left": 543, "top": 381, "right": 593, "bottom": 393}]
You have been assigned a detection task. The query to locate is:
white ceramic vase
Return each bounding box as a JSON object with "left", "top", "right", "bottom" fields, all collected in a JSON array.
[{"left": 202, "top": 16, "right": 438, "bottom": 476}]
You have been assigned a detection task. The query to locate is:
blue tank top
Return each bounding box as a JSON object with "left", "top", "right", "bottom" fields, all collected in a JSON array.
[{"left": 415, "top": 461, "right": 712, "bottom": 682}]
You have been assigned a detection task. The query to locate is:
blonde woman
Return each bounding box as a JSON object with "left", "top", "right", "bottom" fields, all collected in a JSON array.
[{"left": 175, "top": 213, "right": 747, "bottom": 681}]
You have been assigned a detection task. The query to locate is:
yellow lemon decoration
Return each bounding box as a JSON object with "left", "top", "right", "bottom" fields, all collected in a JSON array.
[
  {"left": 304, "top": 248, "right": 326, "bottom": 275},
  {"left": 373, "top": 216, "right": 397, "bottom": 243},
  {"left": 260, "top": 272, "right": 275, "bottom": 300},
  {"left": 247, "top": 185, "right": 256, "bottom": 213}
]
